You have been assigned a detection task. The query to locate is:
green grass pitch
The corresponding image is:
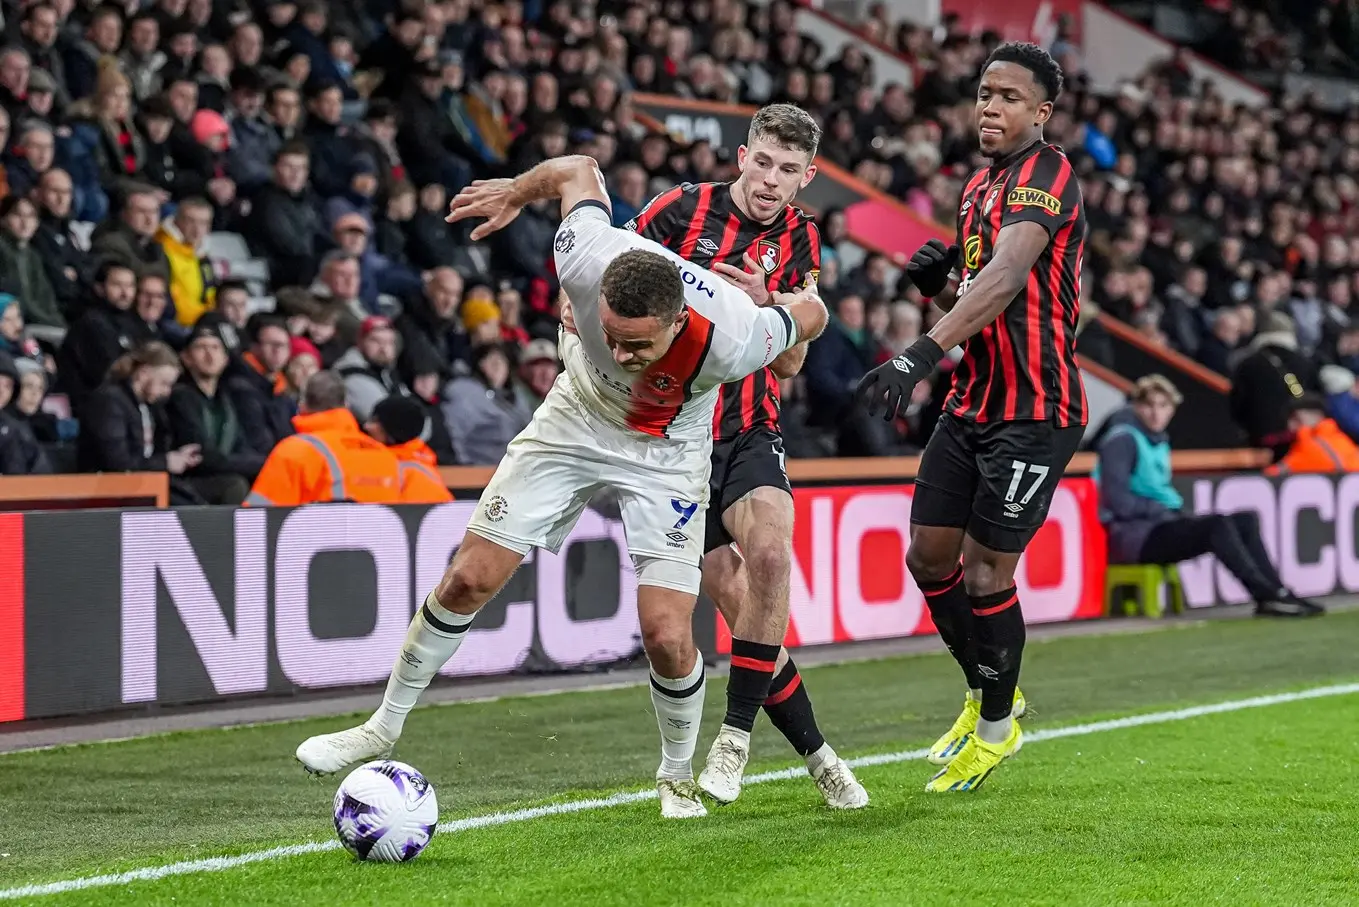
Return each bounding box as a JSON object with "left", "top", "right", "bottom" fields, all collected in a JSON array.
[{"left": 2, "top": 609, "right": 1358, "bottom": 905}]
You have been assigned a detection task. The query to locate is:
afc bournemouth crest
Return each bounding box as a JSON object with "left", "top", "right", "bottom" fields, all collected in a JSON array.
[
  {"left": 757, "top": 240, "right": 780, "bottom": 273},
  {"left": 554, "top": 228, "right": 575, "bottom": 254},
  {"left": 983, "top": 186, "right": 1003, "bottom": 217}
]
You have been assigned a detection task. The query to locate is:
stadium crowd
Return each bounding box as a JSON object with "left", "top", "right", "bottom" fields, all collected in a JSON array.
[{"left": 1, "top": 0, "right": 1358, "bottom": 488}]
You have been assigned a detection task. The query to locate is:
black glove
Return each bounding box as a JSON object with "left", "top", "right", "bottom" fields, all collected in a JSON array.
[
  {"left": 854, "top": 336, "right": 946, "bottom": 421},
  {"left": 905, "top": 239, "right": 961, "bottom": 298}
]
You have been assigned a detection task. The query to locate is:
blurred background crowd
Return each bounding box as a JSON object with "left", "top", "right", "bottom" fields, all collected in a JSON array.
[{"left": 2, "top": 0, "right": 1358, "bottom": 497}]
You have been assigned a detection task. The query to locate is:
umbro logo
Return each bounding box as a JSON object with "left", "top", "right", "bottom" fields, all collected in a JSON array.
[
  {"left": 696, "top": 237, "right": 718, "bottom": 253},
  {"left": 891, "top": 356, "right": 914, "bottom": 373},
  {"left": 1005, "top": 502, "right": 1023, "bottom": 513}
]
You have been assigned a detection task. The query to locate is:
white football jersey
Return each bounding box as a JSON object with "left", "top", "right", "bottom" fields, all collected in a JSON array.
[{"left": 554, "top": 201, "right": 798, "bottom": 440}]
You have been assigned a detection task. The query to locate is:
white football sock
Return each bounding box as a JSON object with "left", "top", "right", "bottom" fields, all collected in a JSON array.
[
  {"left": 976, "top": 715, "right": 1012, "bottom": 745},
  {"left": 367, "top": 592, "right": 474, "bottom": 741},
  {"left": 805, "top": 742, "right": 837, "bottom": 775},
  {"left": 969, "top": 687, "right": 983, "bottom": 701},
  {"left": 650, "top": 658, "right": 705, "bottom": 781}
]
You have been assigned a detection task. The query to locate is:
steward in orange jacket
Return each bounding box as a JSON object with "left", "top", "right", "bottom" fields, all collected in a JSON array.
[
  {"left": 245, "top": 372, "right": 403, "bottom": 506},
  {"left": 1269, "top": 395, "right": 1359, "bottom": 475},
  {"left": 367, "top": 395, "right": 453, "bottom": 504}
]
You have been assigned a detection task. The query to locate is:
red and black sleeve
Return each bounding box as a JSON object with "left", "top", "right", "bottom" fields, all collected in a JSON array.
[
  {"left": 1000, "top": 147, "right": 1080, "bottom": 239},
  {"left": 628, "top": 183, "right": 694, "bottom": 247}
]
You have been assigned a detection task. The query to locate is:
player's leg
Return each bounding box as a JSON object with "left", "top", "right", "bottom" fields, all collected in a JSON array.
[
  {"left": 612, "top": 442, "right": 715, "bottom": 819},
  {"left": 296, "top": 409, "right": 597, "bottom": 774},
  {"left": 908, "top": 415, "right": 1020, "bottom": 763},
  {"left": 636, "top": 578, "right": 708, "bottom": 818},
  {"left": 925, "top": 421, "right": 1082, "bottom": 792}
]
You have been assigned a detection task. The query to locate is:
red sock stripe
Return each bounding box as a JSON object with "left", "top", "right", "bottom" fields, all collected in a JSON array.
[
  {"left": 730, "top": 655, "right": 778, "bottom": 673},
  {"left": 764, "top": 670, "right": 802, "bottom": 706},
  {"left": 972, "top": 593, "right": 1018, "bottom": 617},
  {"left": 922, "top": 565, "right": 964, "bottom": 598}
]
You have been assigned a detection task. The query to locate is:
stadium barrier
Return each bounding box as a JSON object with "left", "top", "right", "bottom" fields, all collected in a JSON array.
[{"left": 4, "top": 460, "right": 1355, "bottom": 726}]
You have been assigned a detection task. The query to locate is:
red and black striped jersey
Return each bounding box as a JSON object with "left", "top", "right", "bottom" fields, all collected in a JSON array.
[
  {"left": 944, "top": 141, "right": 1088, "bottom": 427},
  {"left": 627, "top": 181, "right": 821, "bottom": 441}
]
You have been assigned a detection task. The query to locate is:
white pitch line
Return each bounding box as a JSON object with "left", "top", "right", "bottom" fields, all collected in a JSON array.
[{"left": 4, "top": 681, "right": 1358, "bottom": 901}]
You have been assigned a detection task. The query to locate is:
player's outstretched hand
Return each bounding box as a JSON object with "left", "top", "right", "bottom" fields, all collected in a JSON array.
[
  {"left": 904, "top": 239, "right": 960, "bottom": 298},
  {"left": 446, "top": 179, "right": 522, "bottom": 241},
  {"left": 854, "top": 336, "right": 946, "bottom": 421},
  {"left": 712, "top": 250, "right": 771, "bottom": 305}
]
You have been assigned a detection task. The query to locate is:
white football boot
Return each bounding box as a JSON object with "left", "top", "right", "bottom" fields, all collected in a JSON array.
[
  {"left": 811, "top": 755, "right": 870, "bottom": 809},
  {"left": 656, "top": 778, "right": 708, "bottom": 818},
  {"left": 295, "top": 723, "right": 394, "bottom": 775},
  {"left": 697, "top": 728, "right": 750, "bottom": 804}
]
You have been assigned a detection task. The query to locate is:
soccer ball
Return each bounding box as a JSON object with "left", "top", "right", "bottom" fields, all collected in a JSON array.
[{"left": 333, "top": 760, "right": 439, "bottom": 862}]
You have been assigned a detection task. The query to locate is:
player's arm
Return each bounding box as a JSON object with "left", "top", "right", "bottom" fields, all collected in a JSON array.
[
  {"left": 925, "top": 221, "right": 1048, "bottom": 350},
  {"left": 927, "top": 152, "right": 1076, "bottom": 350},
  {"left": 447, "top": 155, "right": 610, "bottom": 240}
]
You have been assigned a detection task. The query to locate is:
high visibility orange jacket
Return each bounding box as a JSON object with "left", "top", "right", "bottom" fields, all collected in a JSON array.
[
  {"left": 390, "top": 438, "right": 453, "bottom": 503},
  {"left": 244, "top": 409, "right": 403, "bottom": 506},
  {"left": 1268, "top": 418, "right": 1359, "bottom": 475}
]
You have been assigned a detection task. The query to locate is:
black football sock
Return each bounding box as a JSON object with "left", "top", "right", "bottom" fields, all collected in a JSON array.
[
  {"left": 723, "top": 639, "right": 781, "bottom": 734},
  {"left": 763, "top": 659, "right": 826, "bottom": 757},
  {"left": 918, "top": 564, "right": 983, "bottom": 691},
  {"left": 970, "top": 586, "right": 1026, "bottom": 733}
]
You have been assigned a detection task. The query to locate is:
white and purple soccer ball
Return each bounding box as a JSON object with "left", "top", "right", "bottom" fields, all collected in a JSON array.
[{"left": 333, "top": 760, "right": 439, "bottom": 863}]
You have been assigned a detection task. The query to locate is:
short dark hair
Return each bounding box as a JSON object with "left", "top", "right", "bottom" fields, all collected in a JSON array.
[
  {"left": 984, "top": 41, "right": 1064, "bottom": 101},
  {"left": 217, "top": 278, "right": 249, "bottom": 298},
  {"left": 276, "top": 140, "right": 309, "bottom": 162},
  {"left": 747, "top": 103, "right": 821, "bottom": 158},
  {"left": 96, "top": 259, "right": 135, "bottom": 284},
  {"left": 302, "top": 370, "right": 347, "bottom": 412},
  {"left": 599, "top": 249, "right": 684, "bottom": 322},
  {"left": 247, "top": 313, "right": 288, "bottom": 344}
]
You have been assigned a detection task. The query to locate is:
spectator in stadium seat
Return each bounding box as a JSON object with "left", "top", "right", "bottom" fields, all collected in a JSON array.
[
  {"left": 1198, "top": 308, "right": 1245, "bottom": 377},
  {"left": 302, "top": 80, "right": 355, "bottom": 201},
  {"left": 225, "top": 66, "right": 274, "bottom": 197},
  {"left": 78, "top": 340, "right": 203, "bottom": 481},
  {"left": 398, "top": 59, "right": 474, "bottom": 192},
  {"left": 0, "top": 350, "right": 50, "bottom": 475},
  {"left": 402, "top": 340, "right": 456, "bottom": 465},
  {"left": 91, "top": 184, "right": 172, "bottom": 276},
  {"left": 31, "top": 168, "right": 86, "bottom": 316},
  {"left": 246, "top": 141, "right": 321, "bottom": 287},
  {"left": 227, "top": 313, "right": 295, "bottom": 454},
  {"left": 130, "top": 269, "right": 176, "bottom": 346},
  {"left": 0, "top": 195, "right": 61, "bottom": 330},
  {"left": 7, "top": 120, "right": 57, "bottom": 198},
  {"left": 396, "top": 267, "right": 466, "bottom": 385},
  {"left": 64, "top": 4, "right": 122, "bottom": 102},
  {"left": 9, "top": 355, "right": 61, "bottom": 444},
  {"left": 489, "top": 196, "right": 556, "bottom": 287},
  {"left": 442, "top": 342, "right": 532, "bottom": 466},
  {"left": 283, "top": 335, "right": 322, "bottom": 403},
  {"left": 0, "top": 47, "right": 30, "bottom": 122},
  {"left": 58, "top": 261, "right": 138, "bottom": 413},
  {"left": 364, "top": 393, "right": 452, "bottom": 504},
  {"left": 244, "top": 369, "right": 404, "bottom": 506},
  {"left": 201, "top": 278, "right": 250, "bottom": 357},
  {"left": 511, "top": 337, "right": 559, "bottom": 414},
  {"left": 156, "top": 196, "right": 216, "bottom": 328},
  {"left": 1268, "top": 393, "right": 1359, "bottom": 475},
  {"left": 374, "top": 179, "right": 416, "bottom": 268},
  {"left": 359, "top": 9, "right": 426, "bottom": 102},
  {"left": 166, "top": 321, "right": 264, "bottom": 504},
  {"left": 1097, "top": 375, "right": 1323, "bottom": 618},
  {"left": 84, "top": 65, "right": 145, "bottom": 184},
  {"left": 120, "top": 13, "right": 165, "bottom": 101},
  {"left": 0, "top": 294, "right": 40, "bottom": 365},
  {"left": 804, "top": 294, "right": 893, "bottom": 456},
  {"left": 1230, "top": 311, "right": 1317, "bottom": 460},
  {"left": 322, "top": 153, "right": 379, "bottom": 233},
  {"left": 459, "top": 291, "right": 502, "bottom": 346},
  {"left": 404, "top": 182, "right": 462, "bottom": 271},
  {"left": 335, "top": 314, "right": 408, "bottom": 422}
]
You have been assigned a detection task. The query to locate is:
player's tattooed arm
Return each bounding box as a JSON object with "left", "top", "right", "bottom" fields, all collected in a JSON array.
[
  {"left": 447, "top": 155, "right": 610, "bottom": 240},
  {"left": 925, "top": 221, "right": 1048, "bottom": 351}
]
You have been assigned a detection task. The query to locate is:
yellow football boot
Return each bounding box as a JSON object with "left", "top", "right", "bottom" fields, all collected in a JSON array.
[
  {"left": 926, "top": 687, "right": 1027, "bottom": 765},
  {"left": 925, "top": 720, "right": 1023, "bottom": 792}
]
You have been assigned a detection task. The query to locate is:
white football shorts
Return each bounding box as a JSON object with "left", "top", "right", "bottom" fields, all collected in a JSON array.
[{"left": 465, "top": 379, "right": 711, "bottom": 595}]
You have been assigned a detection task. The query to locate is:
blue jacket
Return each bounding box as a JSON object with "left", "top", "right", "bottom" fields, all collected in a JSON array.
[
  {"left": 1095, "top": 406, "right": 1181, "bottom": 563},
  {"left": 1327, "top": 390, "right": 1359, "bottom": 445},
  {"left": 804, "top": 321, "right": 875, "bottom": 418}
]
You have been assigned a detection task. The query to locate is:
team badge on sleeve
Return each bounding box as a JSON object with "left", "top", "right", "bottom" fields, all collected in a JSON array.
[{"left": 554, "top": 228, "right": 576, "bottom": 254}]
